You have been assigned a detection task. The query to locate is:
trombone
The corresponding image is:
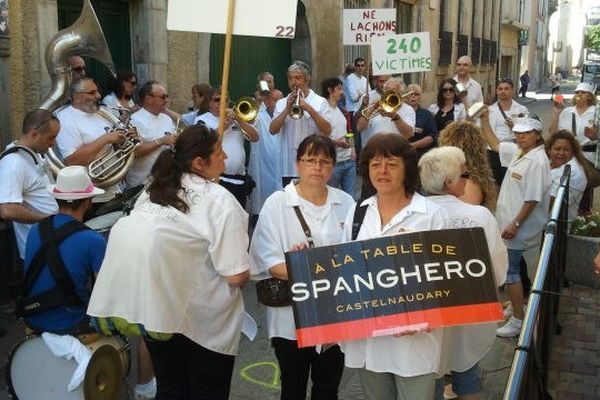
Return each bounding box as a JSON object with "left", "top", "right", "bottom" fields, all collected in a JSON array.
[
  {"left": 360, "top": 90, "right": 413, "bottom": 120},
  {"left": 232, "top": 97, "right": 259, "bottom": 140},
  {"left": 289, "top": 89, "right": 304, "bottom": 120}
]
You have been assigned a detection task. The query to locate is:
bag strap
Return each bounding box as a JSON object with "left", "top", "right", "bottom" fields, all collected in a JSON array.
[
  {"left": 0, "top": 146, "right": 38, "bottom": 165},
  {"left": 572, "top": 113, "right": 577, "bottom": 135},
  {"left": 23, "top": 216, "right": 90, "bottom": 304},
  {"left": 351, "top": 204, "right": 368, "bottom": 241},
  {"left": 498, "top": 106, "right": 509, "bottom": 121},
  {"left": 292, "top": 205, "right": 315, "bottom": 249}
]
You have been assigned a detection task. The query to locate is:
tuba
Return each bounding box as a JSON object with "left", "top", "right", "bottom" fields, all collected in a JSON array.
[{"left": 40, "top": 0, "right": 137, "bottom": 189}]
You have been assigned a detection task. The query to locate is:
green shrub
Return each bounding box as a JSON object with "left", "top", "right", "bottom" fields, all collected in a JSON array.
[{"left": 570, "top": 213, "right": 600, "bottom": 237}]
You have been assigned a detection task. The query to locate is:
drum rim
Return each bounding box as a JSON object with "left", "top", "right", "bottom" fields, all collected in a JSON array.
[{"left": 5, "top": 334, "right": 42, "bottom": 399}]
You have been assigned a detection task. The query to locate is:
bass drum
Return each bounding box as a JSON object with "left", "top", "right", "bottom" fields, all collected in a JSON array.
[
  {"left": 6, "top": 335, "right": 130, "bottom": 400},
  {"left": 85, "top": 211, "right": 126, "bottom": 239}
]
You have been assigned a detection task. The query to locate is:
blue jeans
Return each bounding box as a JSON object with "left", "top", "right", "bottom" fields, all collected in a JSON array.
[{"left": 329, "top": 159, "right": 356, "bottom": 197}]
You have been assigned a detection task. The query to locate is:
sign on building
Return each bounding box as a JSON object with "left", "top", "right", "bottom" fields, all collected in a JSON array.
[
  {"left": 343, "top": 8, "right": 397, "bottom": 45},
  {"left": 167, "top": 0, "right": 298, "bottom": 39},
  {"left": 285, "top": 228, "right": 503, "bottom": 348},
  {"left": 371, "top": 31, "right": 432, "bottom": 75}
]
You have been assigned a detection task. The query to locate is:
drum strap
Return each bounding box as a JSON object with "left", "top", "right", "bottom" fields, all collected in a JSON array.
[
  {"left": 17, "top": 215, "right": 90, "bottom": 317},
  {"left": 0, "top": 146, "right": 39, "bottom": 165}
]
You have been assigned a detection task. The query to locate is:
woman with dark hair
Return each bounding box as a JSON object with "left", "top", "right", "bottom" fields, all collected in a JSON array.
[
  {"left": 546, "top": 130, "right": 593, "bottom": 223},
  {"left": 102, "top": 71, "right": 138, "bottom": 114},
  {"left": 480, "top": 112, "right": 551, "bottom": 338},
  {"left": 88, "top": 125, "right": 250, "bottom": 399},
  {"left": 340, "top": 133, "right": 447, "bottom": 400},
  {"left": 321, "top": 76, "right": 356, "bottom": 196},
  {"left": 181, "top": 83, "right": 213, "bottom": 126},
  {"left": 250, "top": 134, "right": 354, "bottom": 400},
  {"left": 427, "top": 78, "right": 466, "bottom": 131},
  {"left": 438, "top": 120, "right": 498, "bottom": 210}
]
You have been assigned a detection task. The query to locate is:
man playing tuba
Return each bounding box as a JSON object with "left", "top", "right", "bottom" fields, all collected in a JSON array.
[{"left": 55, "top": 78, "right": 134, "bottom": 201}]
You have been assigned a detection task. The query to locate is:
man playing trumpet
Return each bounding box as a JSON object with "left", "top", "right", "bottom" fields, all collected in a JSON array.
[{"left": 269, "top": 60, "right": 332, "bottom": 186}]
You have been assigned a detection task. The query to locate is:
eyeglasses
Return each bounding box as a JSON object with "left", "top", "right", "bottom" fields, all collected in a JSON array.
[
  {"left": 72, "top": 66, "right": 86, "bottom": 72},
  {"left": 75, "top": 89, "right": 99, "bottom": 95},
  {"left": 151, "top": 94, "right": 169, "bottom": 100},
  {"left": 442, "top": 88, "right": 455, "bottom": 93},
  {"left": 211, "top": 97, "right": 221, "bottom": 102},
  {"left": 300, "top": 158, "right": 334, "bottom": 167},
  {"left": 128, "top": 80, "right": 137, "bottom": 86},
  {"left": 410, "top": 92, "right": 421, "bottom": 96},
  {"left": 460, "top": 170, "right": 471, "bottom": 179}
]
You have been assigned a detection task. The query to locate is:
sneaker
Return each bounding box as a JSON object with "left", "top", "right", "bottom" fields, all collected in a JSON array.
[
  {"left": 134, "top": 378, "right": 156, "bottom": 400},
  {"left": 503, "top": 304, "right": 513, "bottom": 319},
  {"left": 497, "top": 316, "right": 522, "bottom": 338}
]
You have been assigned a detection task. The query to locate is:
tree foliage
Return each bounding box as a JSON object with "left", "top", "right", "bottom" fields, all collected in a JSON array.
[{"left": 585, "top": 25, "right": 600, "bottom": 50}]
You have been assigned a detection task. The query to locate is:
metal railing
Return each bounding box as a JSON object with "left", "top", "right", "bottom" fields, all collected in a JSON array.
[{"left": 503, "top": 164, "right": 571, "bottom": 399}]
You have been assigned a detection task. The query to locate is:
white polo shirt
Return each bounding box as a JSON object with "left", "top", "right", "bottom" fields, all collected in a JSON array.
[
  {"left": 325, "top": 105, "right": 352, "bottom": 162},
  {"left": 127, "top": 108, "right": 175, "bottom": 188},
  {"left": 551, "top": 158, "right": 587, "bottom": 224},
  {"left": 496, "top": 143, "right": 551, "bottom": 250},
  {"left": 557, "top": 106, "right": 596, "bottom": 147},
  {"left": 429, "top": 195, "right": 508, "bottom": 374},
  {"left": 272, "top": 90, "right": 330, "bottom": 178},
  {"left": 361, "top": 103, "right": 416, "bottom": 148},
  {"left": 453, "top": 76, "right": 484, "bottom": 108},
  {"left": 488, "top": 101, "right": 529, "bottom": 142},
  {"left": 0, "top": 145, "right": 58, "bottom": 259},
  {"left": 249, "top": 182, "right": 355, "bottom": 341},
  {"left": 88, "top": 174, "right": 250, "bottom": 355},
  {"left": 339, "top": 193, "right": 447, "bottom": 377},
  {"left": 345, "top": 73, "right": 369, "bottom": 112},
  {"left": 195, "top": 112, "right": 247, "bottom": 176}
]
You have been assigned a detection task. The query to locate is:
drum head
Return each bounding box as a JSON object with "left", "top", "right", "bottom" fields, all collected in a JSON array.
[
  {"left": 84, "top": 345, "right": 123, "bottom": 400},
  {"left": 84, "top": 211, "right": 125, "bottom": 232},
  {"left": 7, "top": 335, "right": 85, "bottom": 399}
]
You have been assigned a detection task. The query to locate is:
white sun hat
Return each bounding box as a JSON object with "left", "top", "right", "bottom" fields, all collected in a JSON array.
[
  {"left": 512, "top": 117, "right": 543, "bottom": 133},
  {"left": 47, "top": 166, "right": 105, "bottom": 200}
]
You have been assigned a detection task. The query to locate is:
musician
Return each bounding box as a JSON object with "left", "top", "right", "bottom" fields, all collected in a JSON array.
[
  {"left": 454, "top": 56, "right": 484, "bottom": 108},
  {"left": 254, "top": 71, "right": 275, "bottom": 109},
  {"left": 405, "top": 83, "right": 438, "bottom": 159},
  {"left": 126, "top": 80, "right": 177, "bottom": 188},
  {"left": 487, "top": 78, "right": 529, "bottom": 185},
  {"left": 195, "top": 87, "right": 259, "bottom": 208},
  {"left": 248, "top": 89, "right": 284, "bottom": 218},
  {"left": 0, "top": 109, "right": 60, "bottom": 283},
  {"left": 56, "top": 78, "right": 131, "bottom": 201},
  {"left": 68, "top": 55, "right": 86, "bottom": 83},
  {"left": 102, "top": 71, "right": 138, "bottom": 115},
  {"left": 20, "top": 166, "right": 105, "bottom": 334},
  {"left": 355, "top": 77, "right": 416, "bottom": 147},
  {"left": 269, "top": 60, "right": 332, "bottom": 186}
]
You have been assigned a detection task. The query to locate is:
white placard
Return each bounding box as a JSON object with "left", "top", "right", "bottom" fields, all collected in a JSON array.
[
  {"left": 371, "top": 32, "right": 432, "bottom": 75},
  {"left": 343, "top": 9, "right": 397, "bottom": 45},
  {"left": 167, "top": 0, "right": 298, "bottom": 39}
]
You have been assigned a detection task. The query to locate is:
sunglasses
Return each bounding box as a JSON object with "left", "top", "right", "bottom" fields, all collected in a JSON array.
[
  {"left": 211, "top": 97, "right": 221, "bottom": 102},
  {"left": 72, "top": 66, "right": 86, "bottom": 72},
  {"left": 76, "top": 89, "right": 99, "bottom": 95},
  {"left": 460, "top": 170, "right": 471, "bottom": 179},
  {"left": 442, "top": 88, "right": 455, "bottom": 93}
]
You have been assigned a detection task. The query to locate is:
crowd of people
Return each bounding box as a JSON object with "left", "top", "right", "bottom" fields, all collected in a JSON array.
[{"left": 0, "top": 52, "right": 598, "bottom": 400}]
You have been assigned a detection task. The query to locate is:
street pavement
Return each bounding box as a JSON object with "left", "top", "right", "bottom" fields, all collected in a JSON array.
[{"left": 0, "top": 79, "right": 596, "bottom": 400}]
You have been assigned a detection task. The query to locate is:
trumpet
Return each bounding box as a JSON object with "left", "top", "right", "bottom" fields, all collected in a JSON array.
[
  {"left": 289, "top": 89, "right": 304, "bottom": 120},
  {"left": 232, "top": 97, "right": 259, "bottom": 140},
  {"left": 360, "top": 90, "right": 413, "bottom": 120}
]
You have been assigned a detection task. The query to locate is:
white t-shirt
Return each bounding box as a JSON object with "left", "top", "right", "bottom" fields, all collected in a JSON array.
[
  {"left": 127, "top": 108, "right": 175, "bottom": 188},
  {"left": 88, "top": 174, "right": 250, "bottom": 355},
  {"left": 195, "top": 112, "right": 247, "bottom": 176},
  {"left": 488, "top": 101, "right": 529, "bottom": 142},
  {"left": 557, "top": 106, "right": 596, "bottom": 148},
  {"left": 272, "top": 90, "right": 330, "bottom": 178},
  {"left": 55, "top": 105, "right": 119, "bottom": 201},
  {"left": 427, "top": 103, "right": 467, "bottom": 122},
  {"left": 361, "top": 103, "right": 416, "bottom": 147},
  {"left": 429, "top": 195, "right": 508, "bottom": 374},
  {"left": 249, "top": 182, "right": 355, "bottom": 341},
  {"left": 453, "top": 76, "right": 484, "bottom": 108},
  {"left": 339, "top": 193, "right": 448, "bottom": 377},
  {"left": 550, "top": 158, "right": 587, "bottom": 224},
  {"left": 496, "top": 143, "right": 551, "bottom": 250},
  {"left": 101, "top": 92, "right": 135, "bottom": 117},
  {"left": 0, "top": 145, "right": 58, "bottom": 259},
  {"left": 326, "top": 105, "right": 352, "bottom": 162},
  {"left": 345, "top": 73, "right": 369, "bottom": 112}
]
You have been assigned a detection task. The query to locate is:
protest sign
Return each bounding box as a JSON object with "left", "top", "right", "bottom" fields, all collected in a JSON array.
[
  {"left": 167, "top": 0, "right": 298, "bottom": 39},
  {"left": 343, "top": 9, "right": 397, "bottom": 45},
  {"left": 371, "top": 31, "right": 432, "bottom": 75},
  {"left": 285, "top": 228, "right": 503, "bottom": 347}
]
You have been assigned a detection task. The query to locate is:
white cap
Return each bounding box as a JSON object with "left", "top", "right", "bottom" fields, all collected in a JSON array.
[
  {"left": 513, "top": 117, "right": 543, "bottom": 133},
  {"left": 47, "top": 166, "right": 105, "bottom": 200},
  {"left": 575, "top": 82, "right": 594, "bottom": 94}
]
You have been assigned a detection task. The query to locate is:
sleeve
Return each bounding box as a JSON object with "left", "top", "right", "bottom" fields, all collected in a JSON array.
[
  {"left": 475, "top": 83, "right": 484, "bottom": 103},
  {"left": 208, "top": 197, "right": 250, "bottom": 277},
  {"left": 523, "top": 158, "right": 550, "bottom": 203},
  {"left": 56, "top": 117, "right": 84, "bottom": 158},
  {"left": 130, "top": 115, "right": 151, "bottom": 142},
  {"left": 273, "top": 97, "right": 287, "bottom": 119},
  {"left": 427, "top": 104, "right": 439, "bottom": 115},
  {"left": 0, "top": 157, "right": 26, "bottom": 203},
  {"left": 499, "top": 142, "right": 518, "bottom": 167},
  {"left": 89, "top": 233, "right": 107, "bottom": 274},
  {"left": 249, "top": 195, "right": 287, "bottom": 277},
  {"left": 426, "top": 113, "right": 439, "bottom": 142},
  {"left": 398, "top": 104, "right": 416, "bottom": 128}
]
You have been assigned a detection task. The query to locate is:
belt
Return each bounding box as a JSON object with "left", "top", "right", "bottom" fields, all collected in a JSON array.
[{"left": 582, "top": 144, "right": 597, "bottom": 152}]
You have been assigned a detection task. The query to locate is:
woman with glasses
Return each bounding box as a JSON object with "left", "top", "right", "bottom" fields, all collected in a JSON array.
[
  {"left": 427, "top": 78, "right": 466, "bottom": 132},
  {"left": 480, "top": 112, "right": 551, "bottom": 338},
  {"left": 102, "top": 71, "right": 138, "bottom": 116},
  {"left": 438, "top": 120, "right": 498, "bottom": 210},
  {"left": 339, "top": 133, "right": 447, "bottom": 400},
  {"left": 181, "top": 83, "right": 212, "bottom": 126},
  {"left": 250, "top": 135, "right": 354, "bottom": 400},
  {"left": 88, "top": 125, "right": 250, "bottom": 399},
  {"left": 418, "top": 146, "right": 508, "bottom": 400}
]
